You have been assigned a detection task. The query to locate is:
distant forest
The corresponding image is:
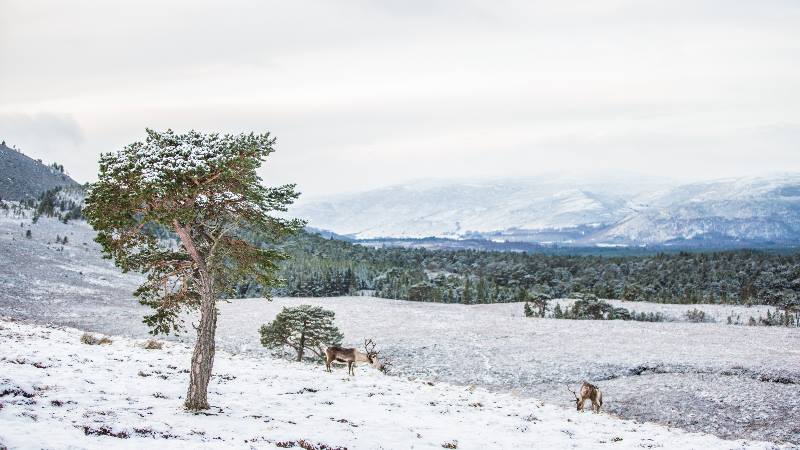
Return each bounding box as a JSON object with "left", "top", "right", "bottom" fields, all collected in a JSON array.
[
  {"left": 236, "top": 231, "right": 800, "bottom": 306},
  {"left": 11, "top": 187, "right": 799, "bottom": 306}
]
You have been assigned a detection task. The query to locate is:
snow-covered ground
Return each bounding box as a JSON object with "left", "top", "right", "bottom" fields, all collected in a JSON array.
[
  {"left": 210, "top": 297, "right": 800, "bottom": 445},
  {"left": 0, "top": 213, "right": 145, "bottom": 330},
  {"left": 2, "top": 214, "right": 799, "bottom": 445},
  {"left": 0, "top": 319, "right": 790, "bottom": 450}
]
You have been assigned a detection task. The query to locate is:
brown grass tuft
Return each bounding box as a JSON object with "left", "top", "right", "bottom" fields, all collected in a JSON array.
[
  {"left": 143, "top": 339, "right": 163, "bottom": 350},
  {"left": 80, "top": 333, "right": 112, "bottom": 345}
]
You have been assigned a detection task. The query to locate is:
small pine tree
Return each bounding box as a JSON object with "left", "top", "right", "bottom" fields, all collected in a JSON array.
[
  {"left": 259, "top": 305, "right": 343, "bottom": 361},
  {"left": 553, "top": 303, "right": 564, "bottom": 319},
  {"left": 461, "top": 278, "right": 473, "bottom": 305},
  {"left": 25, "top": 229, "right": 31, "bottom": 239},
  {"left": 532, "top": 293, "right": 551, "bottom": 318},
  {"left": 523, "top": 302, "right": 534, "bottom": 317}
]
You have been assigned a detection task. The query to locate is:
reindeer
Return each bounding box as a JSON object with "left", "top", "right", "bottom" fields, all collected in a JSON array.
[
  {"left": 325, "top": 339, "right": 383, "bottom": 375},
  {"left": 568, "top": 382, "right": 603, "bottom": 413}
]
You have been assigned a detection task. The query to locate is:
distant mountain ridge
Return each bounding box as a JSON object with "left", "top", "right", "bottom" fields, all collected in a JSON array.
[
  {"left": 291, "top": 174, "right": 800, "bottom": 247},
  {"left": 0, "top": 141, "right": 80, "bottom": 201}
]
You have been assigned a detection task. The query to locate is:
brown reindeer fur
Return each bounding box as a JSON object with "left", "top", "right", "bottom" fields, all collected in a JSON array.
[
  {"left": 572, "top": 382, "right": 603, "bottom": 413},
  {"left": 325, "top": 346, "right": 377, "bottom": 375}
]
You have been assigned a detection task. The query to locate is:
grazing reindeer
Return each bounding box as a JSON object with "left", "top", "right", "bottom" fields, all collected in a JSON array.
[
  {"left": 568, "top": 382, "right": 603, "bottom": 413},
  {"left": 325, "top": 339, "right": 383, "bottom": 375}
]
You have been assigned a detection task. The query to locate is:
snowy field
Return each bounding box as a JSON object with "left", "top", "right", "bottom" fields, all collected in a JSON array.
[
  {"left": 210, "top": 297, "right": 800, "bottom": 445},
  {"left": 2, "top": 215, "right": 800, "bottom": 445},
  {"left": 0, "top": 319, "right": 789, "bottom": 450}
]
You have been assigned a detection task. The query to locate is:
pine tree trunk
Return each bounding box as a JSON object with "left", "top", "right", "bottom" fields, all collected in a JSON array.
[
  {"left": 185, "top": 287, "right": 217, "bottom": 410},
  {"left": 297, "top": 331, "right": 305, "bottom": 362},
  {"left": 174, "top": 221, "right": 218, "bottom": 411}
]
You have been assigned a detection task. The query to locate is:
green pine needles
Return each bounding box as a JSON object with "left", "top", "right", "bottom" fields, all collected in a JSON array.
[
  {"left": 85, "top": 129, "right": 303, "bottom": 333},
  {"left": 260, "top": 305, "right": 344, "bottom": 361}
]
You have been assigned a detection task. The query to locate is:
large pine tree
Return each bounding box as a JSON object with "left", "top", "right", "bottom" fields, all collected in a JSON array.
[{"left": 84, "top": 129, "right": 302, "bottom": 410}]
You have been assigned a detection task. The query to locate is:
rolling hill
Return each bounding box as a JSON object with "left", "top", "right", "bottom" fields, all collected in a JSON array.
[
  {"left": 291, "top": 174, "right": 800, "bottom": 247},
  {"left": 0, "top": 141, "right": 80, "bottom": 201}
]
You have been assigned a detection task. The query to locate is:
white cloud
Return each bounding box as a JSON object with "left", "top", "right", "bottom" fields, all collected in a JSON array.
[{"left": 1, "top": 0, "right": 798, "bottom": 198}]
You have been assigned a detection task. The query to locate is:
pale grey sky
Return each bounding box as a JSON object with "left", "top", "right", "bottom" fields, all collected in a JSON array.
[{"left": 1, "top": 0, "right": 799, "bottom": 199}]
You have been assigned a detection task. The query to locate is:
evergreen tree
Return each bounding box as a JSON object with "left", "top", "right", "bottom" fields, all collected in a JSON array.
[
  {"left": 259, "top": 305, "right": 344, "bottom": 361},
  {"left": 553, "top": 303, "right": 564, "bottom": 318},
  {"left": 532, "top": 292, "right": 551, "bottom": 317},
  {"left": 462, "top": 278, "right": 473, "bottom": 305},
  {"left": 523, "top": 302, "right": 534, "bottom": 317},
  {"left": 84, "top": 129, "right": 302, "bottom": 410}
]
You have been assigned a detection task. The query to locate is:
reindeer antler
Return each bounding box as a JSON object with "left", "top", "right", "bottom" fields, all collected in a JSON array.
[
  {"left": 566, "top": 385, "right": 579, "bottom": 400},
  {"left": 363, "top": 338, "right": 378, "bottom": 356}
]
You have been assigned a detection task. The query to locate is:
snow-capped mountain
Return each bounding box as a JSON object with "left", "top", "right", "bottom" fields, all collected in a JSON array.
[
  {"left": 291, "top": 174, "right": 800, "bottom": 247},
  {"left": 292, "top": 174, "right": 667, "bottom": 240},
  {"left": 595, "top": 175, "right": 800, "bottom": 245}
]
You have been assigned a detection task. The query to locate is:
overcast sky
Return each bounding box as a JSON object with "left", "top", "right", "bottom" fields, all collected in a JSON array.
[{"left": 1, "top": 0, "right": 799, "bottom": 200}]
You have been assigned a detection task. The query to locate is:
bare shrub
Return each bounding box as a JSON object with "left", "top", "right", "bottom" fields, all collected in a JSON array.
[
  {"left": 80, "top": 333, "right": 112, "bottom": 345},
  {"left": 143, "top": 339, "right": 163, "bottom": 350},
  {"left": 685, "top": 308, "right": 713, "bottom": 323}
]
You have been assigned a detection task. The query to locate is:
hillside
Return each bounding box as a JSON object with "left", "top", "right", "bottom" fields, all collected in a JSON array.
[
  {"left": 291, "top": 174, "right": 800, "bottom": 247},
  {"left": 596, "top": 175, "right": 800, "bottom": 245},
  {"left": 2, "top": 200, "right": 799, "bottom": 444},
  {"left": 0, "top": 142, "right": 80, "bottom": 201},
  {"left": 291, "top": 174, "right": 663, "bottom": 241},
  {"left": 0, "top": 319, "right": 788, "bottom": 449}
]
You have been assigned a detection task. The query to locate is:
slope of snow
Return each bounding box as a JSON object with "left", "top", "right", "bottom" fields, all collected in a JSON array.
[
  {"left": 0, "top": 320, "right": 786, "bottom": 450},
  {"left": 597, "top": 174, "right": 800, "bottom": 244},
  {"left": 0, "top": 212, "right": 145, "bottom": 329},
  {"left": 290, "top": 175, "right": 665, "bottom": 239},
  {"left": 290, "top": 174, "right": 800, "bottom": 245}
]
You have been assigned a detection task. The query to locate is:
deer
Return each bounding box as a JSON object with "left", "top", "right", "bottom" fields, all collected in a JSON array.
[
  {"left": 568, "top": 382, "right": 603, "bottom": 413},
  {"left": 325, "top": 339, "right": 384, "bottom": 376}
]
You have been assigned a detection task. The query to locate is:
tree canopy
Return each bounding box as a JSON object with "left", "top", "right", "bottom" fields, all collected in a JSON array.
[
  {"left": 85, "top": 129, "right": 303, "bottom": 334},
  {"left": 260, "top": 305, "right": 344, "bottom": 361}
]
